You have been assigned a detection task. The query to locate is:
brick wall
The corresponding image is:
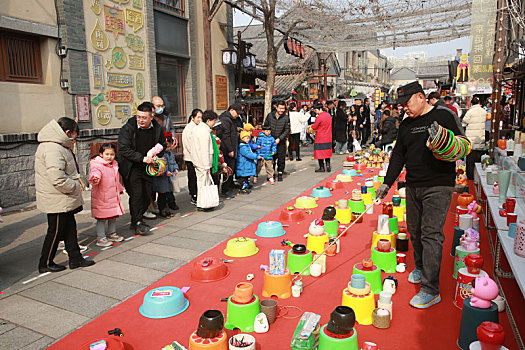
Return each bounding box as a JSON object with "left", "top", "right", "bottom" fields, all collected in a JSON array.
[{"left": 0, "top": 129, "right": 119, "bottom": 209}]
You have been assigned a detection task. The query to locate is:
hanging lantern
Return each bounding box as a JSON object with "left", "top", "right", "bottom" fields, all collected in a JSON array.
[{"left": 222, "top": 48, "right": 238, "bottom": 65}]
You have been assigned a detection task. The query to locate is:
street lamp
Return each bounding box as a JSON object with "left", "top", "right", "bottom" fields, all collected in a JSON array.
[
  {"left": 222, "top": 47, "right": 238, "bottom": 65},
  {"left": 243, "top": 50, "right": 256, "bottom": 68}
]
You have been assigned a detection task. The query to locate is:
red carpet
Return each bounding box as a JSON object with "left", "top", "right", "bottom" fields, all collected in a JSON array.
[{"left": 50, "top": 170, "right": 520, "bottom": 350}]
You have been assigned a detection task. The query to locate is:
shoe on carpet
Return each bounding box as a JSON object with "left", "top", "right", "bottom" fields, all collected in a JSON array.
[
  {"left": 277, "top": 173, "right": 283, "bottom": 182},
  {"left": 409, "top": 291, "right": 441, "bottom": 309},
  {"left": 106, "top": 233, "right": 124, "bottom": 242},
  {"left": 143, "top": 210, "right": 157, "bottom": 220},
  {"left": 408, "top": 269, "right": 422, "bottom": 284},
  {"left": 96, "top": 237, "right": 113, "bottom": 247},
  {"left": 135, "top": 221, "right": 152, "bottom": 236},
  {"left": 327, "top": 165, "right": 332, "bottom": 172},
  {"left": 315, "top": 167, "right": 326, "bottom": 172},
  {"left": 38, "top": 263, "right": 66, "bottom": 274},
  {"left": 289, "top": 157, "right": 294, "bottom": 161},
  {"left": 269, "top": 178, "right": 275, "bottom": 184},
  {"left": 69, "top": 259, "right": 96, "bottom": 270},
  {"left": 158, "top": 210, "right": 173, "bottom": 218}
]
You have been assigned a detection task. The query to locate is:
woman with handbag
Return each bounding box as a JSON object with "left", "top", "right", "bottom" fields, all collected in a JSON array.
[{"left": 191, "top": 110, "right": 220, "bottom": 211}]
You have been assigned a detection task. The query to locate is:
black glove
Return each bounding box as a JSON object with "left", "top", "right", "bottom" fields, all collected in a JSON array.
[{"left": 376, "top": 184, "right": 390, "bottom": 199}]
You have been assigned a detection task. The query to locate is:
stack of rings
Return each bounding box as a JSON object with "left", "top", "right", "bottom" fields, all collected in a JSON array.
[
  {"left": 426, "top": 124, "right": 471, "bottom": 162},
  {"left": 146, "top": 158, "right": 167, "bottom": 176}
]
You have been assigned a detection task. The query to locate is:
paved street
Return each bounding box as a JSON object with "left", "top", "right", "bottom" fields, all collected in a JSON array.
[{"left": 0, "top": 147, "right": 346, "bottom": 349}]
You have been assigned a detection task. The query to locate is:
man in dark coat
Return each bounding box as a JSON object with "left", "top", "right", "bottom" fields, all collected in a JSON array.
[
  {"left": 375, "top": 109, "right": 397, "bottom": 148},
  {"left": 219, "top": 103, "right": 243, "bottom": 198},
  {"left": 263, "top": 100, "right": 290, "bottom": 182},
  {"left": 118, "top": 103, "right": 166, "bottom": 235},
  {"left": 333, "top": 100, "right": 348, "bottom": 154}
]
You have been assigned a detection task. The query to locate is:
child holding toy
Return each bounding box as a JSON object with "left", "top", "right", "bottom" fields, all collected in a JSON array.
[
  {"left": 89, "top": 143, "right": 125, "bottom": 247},
  {"left": 255, "top": 125, "right": 277, "bottom": 184},
  {"left": 152, "top": 134, "right": 179, "bottom": 218},
  {"left": 236, "top": 131, "right": 258, "bottom": 194}
]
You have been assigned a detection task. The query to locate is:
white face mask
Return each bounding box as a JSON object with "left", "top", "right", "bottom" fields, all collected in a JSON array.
[{"left": 155, "top": 107, "right": 164, "bottom": 115}]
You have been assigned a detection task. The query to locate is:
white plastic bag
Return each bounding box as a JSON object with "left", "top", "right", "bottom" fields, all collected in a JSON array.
[
  {"left": 197, "top": 173, "right": 219, "bottom": 209},
  {"left": 353, "top": 138, "right": 362, "bottom": 152},
  {"left": 172, "top": 173, "right": 181, "bottom": 193}
]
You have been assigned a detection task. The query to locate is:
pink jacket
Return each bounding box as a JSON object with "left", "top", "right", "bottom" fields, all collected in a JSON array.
[{"left": 89, "top": 156, "right": 124, "bottom": 219}]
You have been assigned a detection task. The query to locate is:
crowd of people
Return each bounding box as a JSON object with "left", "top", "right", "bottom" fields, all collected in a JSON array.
[{"left": 34, "top": 87, "right": 495, "bottom": 274}]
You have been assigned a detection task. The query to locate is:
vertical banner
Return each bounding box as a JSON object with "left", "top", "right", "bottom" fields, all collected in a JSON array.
[{"left": 469, "top": 0, "right": 497, "bottom": 88}]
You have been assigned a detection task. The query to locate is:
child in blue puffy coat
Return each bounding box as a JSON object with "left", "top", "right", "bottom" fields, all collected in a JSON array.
[
  {"left": 236, "top": 131, "right": 258, "bottom": 194},
  {"left": 255, "top": 125, "right": 277, "bottom": 184}
]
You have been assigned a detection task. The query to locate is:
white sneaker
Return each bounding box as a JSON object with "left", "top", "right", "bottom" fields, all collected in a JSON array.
[
  {"left": 63, "top": 244, "right": 88, "bottom": 255},
  {"left": 57, "top": 241, "right": 65, "bottom": 250},
  {"left": 106, "top": 233, "right": 124, "bottom": 242},
  {"left": 96, "top": 237, "right": 113, "bottom": 247},
  {"left": 143, "top": 210, "right": 157, "bottom": 220},
  {"left": 269, "top": 178, "right": 275, "bottom": 184},
  {"left": 148, "top": 202, "right": 159, "bottom": 215}
]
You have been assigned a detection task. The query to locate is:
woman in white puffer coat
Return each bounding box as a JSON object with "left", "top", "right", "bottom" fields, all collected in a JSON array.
[{"left": 463, "top": 97, "right": 487, "bottom": 179}]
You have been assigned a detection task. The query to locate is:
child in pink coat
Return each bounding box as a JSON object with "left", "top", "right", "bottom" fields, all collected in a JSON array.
[{"left": 89, "top": 143, "right": 125, "bottom": 247}]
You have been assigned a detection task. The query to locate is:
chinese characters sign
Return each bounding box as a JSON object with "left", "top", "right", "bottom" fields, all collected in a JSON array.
[
  {"left": 104, "top": 5, "right": 125, "bottom": 39},
  {"left": 469, "top": 0, "right": 497, "bottom": 87}
]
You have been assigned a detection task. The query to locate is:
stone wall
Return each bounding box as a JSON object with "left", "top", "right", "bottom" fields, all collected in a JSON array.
[{"left": 0, "top": 128, "right": 119, "bottom": 209}]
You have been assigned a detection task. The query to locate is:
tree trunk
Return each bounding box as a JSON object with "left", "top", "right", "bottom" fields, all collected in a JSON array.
[{"left": 263, "top": 1, "right": 276, "bottom": 122}]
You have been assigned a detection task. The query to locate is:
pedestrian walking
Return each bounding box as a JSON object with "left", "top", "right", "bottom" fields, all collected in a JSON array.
[
  {"left": 36, "top": 118, "right": 95, "bottom": 273},
  {"left": 310, "top": 102, "right": 333, "bottom": 172}
]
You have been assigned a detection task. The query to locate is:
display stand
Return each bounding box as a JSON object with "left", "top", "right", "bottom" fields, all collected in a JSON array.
[
  {"left": 307, "top": 233, "right": 329, "bottom": 255},
  {"left": 262, "top": 269, "right": 292, "bottom": 299},
  {"left": 189, "top": 330, "right": 228, "bottom": 350},
  {"left": 287, "top": 249, "right": 313, "bottom": 275},
  {"left": 318, "top": 325, "right": 358, "bottom": 350},
  {"left": 224, "top": 295, "right": 260, "bottom": 332},
  {"left": 453, "top": 246, "right": 481, "bottom": 279},
  {"left": 370, "top": 247, "right": 397, "bottom": 273},
  {"left": 457, "top": 298, "right": 499, "bottom": 350},
  {"left": 341, "top": 289, "right": 375, "bottom": 325},
  {"left": 353, "top": 263, "right": 382, "bottom": 294},
  {"left": 371, "top": 231, "right": 396, "bottom": 249}
]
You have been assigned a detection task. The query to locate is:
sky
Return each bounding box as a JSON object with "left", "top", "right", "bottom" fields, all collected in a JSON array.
[{"left": 233, "top": 9, "right": 470, "bottom": 59}]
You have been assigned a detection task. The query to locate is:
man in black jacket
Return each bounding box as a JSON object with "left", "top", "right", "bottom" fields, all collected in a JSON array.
[
  {"left": 219, "top": 103, "right": 243, "bottom": 198},
  {"left": 376, "top": 81, "right": 463, "bottom": 310},
  {"left": 118, "top": 103, "right": 166, "bottom": 235},
  {"left": 263, "top": 100, "right": 290, "bottom": 181}
]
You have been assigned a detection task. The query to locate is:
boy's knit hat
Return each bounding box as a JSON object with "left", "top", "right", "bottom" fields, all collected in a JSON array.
[
  {"left": 240, "top": 131, "right": 251, "bottom": 140},
  {"left": 262, "top": 125, "right": 271, "bottom": 130},
  {"left": 243, "top": 123, "right": 254, "bottom": 131}
]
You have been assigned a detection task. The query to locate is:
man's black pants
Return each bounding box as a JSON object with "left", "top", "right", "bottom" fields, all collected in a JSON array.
[
  {"left": 39, "top": 210, "right": 82, "bottom": 267},
  {"left": 273, "top": 140, "right": 287, "bottom": 174},
  {"left": 466, "top": 150, "right": 485, "bottom": 179},
  {"left": 125, "top": 165, "right": 152, "bottom": 224},
  {"left": 221, "top": 154, "right": 236, "bottom": 194},
  {"left": 288, "top": 133, "right": 300, "bottom": 159}
]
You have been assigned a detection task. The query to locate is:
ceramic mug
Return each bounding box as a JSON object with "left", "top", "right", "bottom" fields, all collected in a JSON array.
[
  {"left": 350, "top": 274, "right": 366, "bottom": 289},
  {"left": 396, "top": 253, "right": 406, "bottom": 264},
  {"left": 377, "top": 239, "right": 391, "bottom": 252},
  {"left": 260, "top": 299, "right": 278, "bottom": 324},
  {"left": 507, "top": 212, "right": 518, "bottom": 226},
  {"left": 509, "top": 222, "right": 517, "bottom": 238},
  {"left": 338, "top": 199, "right": 349, "bottom": 209},
  {"left": 310, "top": 263, "right": 322, "bottom": 277},
  {"left": 504, "top": 198, "right": 516, "bottom": 213}
]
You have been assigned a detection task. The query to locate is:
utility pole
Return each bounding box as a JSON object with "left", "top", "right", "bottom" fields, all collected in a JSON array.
[
  {"left": 202, "top": 0, "right": 213, "bottom": 110},
  {"left": 489, "top": 0, "right": 508, "bottom": 158}
]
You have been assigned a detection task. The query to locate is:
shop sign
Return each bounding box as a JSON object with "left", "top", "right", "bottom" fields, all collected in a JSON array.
[
  {"left": 125, "top": 8, "right": 143, "bottom": 32},
  {"left": 90, "top": 20, "right": 109, "bottom": 51},
  {"left": 125, "top": 34, "right": 144, "bottom": 52},
  {"left": 92, "top": 53, "right": 104, "bottom": 90},
  {"left": 96, "top": 105, "right": 112, "bottom": 125},
  {"left": 107, "top": 72, "right": 133, "bottom": 87},
  {"left": 76, "top": 95, "right": 91, "bottom": 122},
  {"left": 106, "top": 90, "right": 133, "bottom": 103},
  {"left": 115, "top": 105, "right": 132, "bottom": 122},
  {"left": 136, "top": 73, "right": 145, "bottom": 99},
  {"left": 215, "top": 75, "right": 228, "bottom": 110},
  {"left": 469, "top": 0, "right": 497, "bottom": 87},
  {"left": 111, "top": 47, "right": 127, "bottom": 69},
  {"left": 129, "top": 55, "right": 145, "bottom": 70},
  {"left": 104, "top": 5, "right": 125, "bottom": 39},
  {"left": 132, "top": 0, "right": 142, "bottom": 9}
]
